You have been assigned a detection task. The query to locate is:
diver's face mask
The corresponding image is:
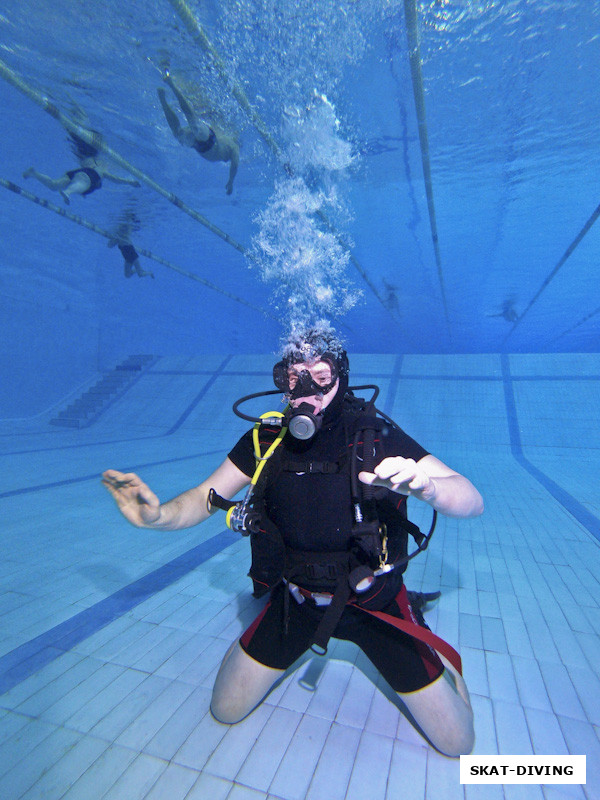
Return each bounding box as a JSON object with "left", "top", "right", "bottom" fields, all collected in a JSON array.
[
  {"left": 273, "top": 357, "right": 338, "bottom": 399},
  {"left": 272, "top": 356, "right": 339, "bottom": 440}
]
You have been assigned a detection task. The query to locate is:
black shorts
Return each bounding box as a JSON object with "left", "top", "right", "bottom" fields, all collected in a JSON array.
[
  {"left": 240, "top": 583, "right": 444, "bottom": 694},
  {"left": 192, "top": 127, "right": 216, "bottom": 154},
  {"left": 66, "top": 167, "right": 102, "bottom": 195}
]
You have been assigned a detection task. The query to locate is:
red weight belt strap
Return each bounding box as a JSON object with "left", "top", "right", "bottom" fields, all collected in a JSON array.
[{"left": 350, "top": 603, "right": 463, "bottom": 676}]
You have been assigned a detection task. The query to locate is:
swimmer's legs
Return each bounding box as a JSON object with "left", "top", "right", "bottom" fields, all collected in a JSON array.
[
  {"left": 163, "top": 71, "right": 196, "bottom": 126},
  {"left": 133, "top": 259, "right": 154, "bottom": 278},
  {"left": 22, "top": 168, "right": 89, "bottom": 205},
  {"left": 162, "top": 72, "right": 213, "bottom": 145},
  {"left": 23, "top": 168, "right": 70, "bottom": 194},
  {"left": 157, "top": 87, "right": 183, "bottom": 138},
  {"left": 124, "top": 258, "right": 154, "bottom": 279}
]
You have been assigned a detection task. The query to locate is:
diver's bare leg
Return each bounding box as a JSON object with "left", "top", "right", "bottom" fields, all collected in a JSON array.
[
  {"left": 398, "top": 653, "right": 474, "bottom": 757},
  {"left": 211, "top": 641, "right": 284, "bottom": 724}
]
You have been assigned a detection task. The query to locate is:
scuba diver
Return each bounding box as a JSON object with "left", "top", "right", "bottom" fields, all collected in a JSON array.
[
  {"left": 157, "top": 70, "right": 239, "bottom": 195},
  {"left": 23, "top": 131, "right": 140, "bottom": 204},
  {"left": 102, "top": 328, "right": 483, "bottom": 757}
]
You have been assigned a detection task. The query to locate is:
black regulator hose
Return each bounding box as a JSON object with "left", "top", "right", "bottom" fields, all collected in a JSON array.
[
  {"left": 232, "top": 389, "right": 286, "bottom": 422},
  {"left": 232, "top": 385, "right": 381, "bottom": 424}
]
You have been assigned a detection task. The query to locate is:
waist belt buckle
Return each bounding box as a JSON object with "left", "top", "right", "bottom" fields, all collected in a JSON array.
[
  {"left": 312, "top": 592, "right": 333, "bottom": 607},
  {"left": 288, "top": 582, "right": 305, "bottom": 605}
]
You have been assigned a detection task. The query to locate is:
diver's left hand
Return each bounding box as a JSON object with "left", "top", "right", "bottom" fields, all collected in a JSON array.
[{"left": 358, "top": 456, "right": 436, "bottom": 502}]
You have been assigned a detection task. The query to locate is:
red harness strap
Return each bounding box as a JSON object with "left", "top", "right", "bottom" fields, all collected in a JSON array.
[
  {"left": 291, "top": 581, "right": 462, "bottom": 675},
  {"left": 350, "top": 602, "right": 462, "bottom": 676}
]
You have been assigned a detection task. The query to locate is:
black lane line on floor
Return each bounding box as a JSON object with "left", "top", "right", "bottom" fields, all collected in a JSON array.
[
  {"left": 0, "top": 448, "right": 226, "bottom": 499},
  {"left": 0, "top": 528, "right": 240, "bottom": 695},
  {"left": 501, "top": 354, "right": 600, "bottom": 543}
]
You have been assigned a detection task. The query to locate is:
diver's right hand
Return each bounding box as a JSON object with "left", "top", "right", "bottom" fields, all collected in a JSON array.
[{"left": 102, "top": 470, "right": 161, "bottom": 527}]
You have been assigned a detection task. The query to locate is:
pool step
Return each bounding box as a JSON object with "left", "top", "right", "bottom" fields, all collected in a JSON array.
[{"left": 49, "top": 354, "right": 158, "bottom": 428}]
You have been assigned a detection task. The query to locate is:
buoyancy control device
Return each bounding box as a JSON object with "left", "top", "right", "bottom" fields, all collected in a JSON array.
[
  {"left": 206, "top": 385, "right": 468, "bottom": 673},
  {"left": 209, "top": 385, "right": 436, "bottom": 598}
]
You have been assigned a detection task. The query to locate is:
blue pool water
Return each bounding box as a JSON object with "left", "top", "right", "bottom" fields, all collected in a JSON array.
[
  {"left": 0, "top": 2, "right": 599, "bottom": 799},
  {"left": 1, "top": 0, "right": 599, "bottom": 416}
]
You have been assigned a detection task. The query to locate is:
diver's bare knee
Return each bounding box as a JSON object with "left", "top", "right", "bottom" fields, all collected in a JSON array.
[
  {"left": 210, "top": 702, "right": 243, "bottom": 725},
  {"left": 210, "top": 693, "right": 256, "bottom": 725},
  {"left": 430, "top": 713, "right": 475, "bottom": 757}
]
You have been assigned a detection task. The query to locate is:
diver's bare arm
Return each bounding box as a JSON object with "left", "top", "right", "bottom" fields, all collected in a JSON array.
[
  {"left": 103, "top": 458, "right": 250, "bottom": 530},
  {"left": 359, "top": 454, "right": 483, "bottom": 519},
  {"left": 150, "top": 485, "right": 211, "bottom": 530},
  {"left": 417, "top": 473, "right": 484, "bottom": 518},
  {"left": 152, "top": 458, "right": 250, "bottom": 530}
]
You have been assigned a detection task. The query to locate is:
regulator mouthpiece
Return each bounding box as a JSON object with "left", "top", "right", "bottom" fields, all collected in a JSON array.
[{"left": 286, "top": 402, "right": 322, "bottom": 440}]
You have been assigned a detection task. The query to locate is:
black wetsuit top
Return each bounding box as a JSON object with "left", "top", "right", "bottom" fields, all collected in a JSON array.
[{"left": 228, "top": 406, "right": 429, "bottom": 555}]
